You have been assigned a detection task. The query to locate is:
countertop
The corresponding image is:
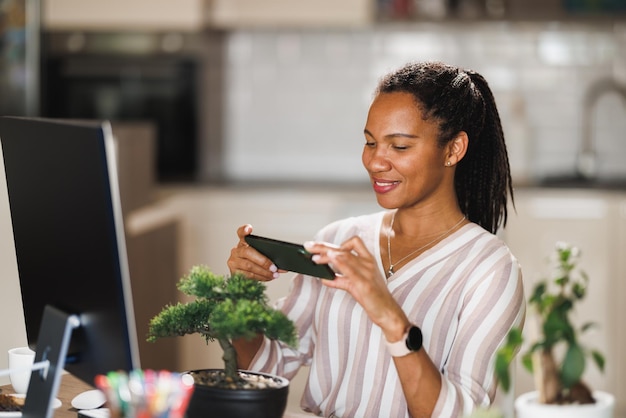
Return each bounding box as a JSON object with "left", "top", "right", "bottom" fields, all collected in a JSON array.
[{"left": 0, "top": 373, "right": 94, "bottom": 418}]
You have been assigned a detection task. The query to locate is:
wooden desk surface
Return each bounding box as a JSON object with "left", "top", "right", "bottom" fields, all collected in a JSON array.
[
  {"left": 1, "top": 373, "right": 94, "bottom": 418},
  {"left": 1, "top": 374, "right": 318, "bottom": 418}
]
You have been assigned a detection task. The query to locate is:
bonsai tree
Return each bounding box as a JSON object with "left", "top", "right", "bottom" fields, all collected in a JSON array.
[
  {"left": 496, "top": 241, "right": 605, "bottom": 404},
  {"left": 147, "top": 265, "right": 297, "bottom": 386}
]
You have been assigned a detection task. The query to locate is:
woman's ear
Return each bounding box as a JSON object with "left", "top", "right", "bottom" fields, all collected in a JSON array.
[{"left": 445, "top": 132, "right": 469, "bottom": 167}]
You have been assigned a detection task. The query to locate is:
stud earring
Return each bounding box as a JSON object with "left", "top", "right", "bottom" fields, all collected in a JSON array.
[{"left": 446, "top": 161, "right": 452, "bottom": 166}]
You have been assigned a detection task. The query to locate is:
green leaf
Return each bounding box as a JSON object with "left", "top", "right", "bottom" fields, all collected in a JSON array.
[
  {"left": 506, "top": 328, "right": 523, "bottom": 346},
  {"left": 538, "top": 294, "right": 559, "bottom": 315},
  {"left": 521, "top": 352, "right": 534, "bottom": 373},
  {"left": 494, "top": 328, "right": 524, "bottom": 393},
  {"left": 591, "top": 350, "right": 605, "bottom": 373},
  {"left": 555, "top": 275, "right": 568, "bottom": 286},
  {"left": 543, "top": 310, "right": 573, "bottom": 346},
  {"left": 580, "top": 322, "right": 597, "bottom": 333},
  {"left": 572, "top": 282, "right": 586, "bottom": 299},
  {"left": 495, "top": 352, "right": 512, "bottom": 392},
  {"left": 555, "top": 298, "right": 573, "bottom": 314},
  {"left": 561, "top": 343, "right": 585, "bottom": 389},
  {"left": 559, "top": 246, "right": 572, "bottom": 262},
  {"left": 529, "top": 282, "right": 546, "bottom": 306}
]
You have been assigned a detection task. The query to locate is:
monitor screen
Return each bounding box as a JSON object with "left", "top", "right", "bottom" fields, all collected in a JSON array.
[{"left": 0, "top": 116, "right": 140, "bottom": 384}]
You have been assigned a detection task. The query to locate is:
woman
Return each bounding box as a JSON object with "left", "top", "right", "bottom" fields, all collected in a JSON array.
[{"left": 227, "top": 61, "right": 525, "bottom": 418}]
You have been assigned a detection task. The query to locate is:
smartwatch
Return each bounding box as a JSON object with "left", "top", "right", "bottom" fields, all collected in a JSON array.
[{"left": 385, "top": 325, "right": 423, "bottom": 357}]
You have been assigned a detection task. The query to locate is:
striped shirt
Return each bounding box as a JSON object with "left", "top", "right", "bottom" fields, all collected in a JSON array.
[{"left": 249, "top": 211, "right": 525, "bottom": 417}]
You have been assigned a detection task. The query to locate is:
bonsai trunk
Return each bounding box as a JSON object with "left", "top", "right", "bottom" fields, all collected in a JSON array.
[
  {"left": 536, "top": 349, "right": 562, "bottom": 404},
  {"left": 218, "top": 337, "right": 240, "bottom": 382},
  {"left": 535, "top": 348, "right": 595, "bottom": 404}
]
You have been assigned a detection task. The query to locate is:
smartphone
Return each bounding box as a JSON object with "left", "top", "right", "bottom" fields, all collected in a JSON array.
[{"left": 244, "top": 234, "right": 336, "bottom": 280}]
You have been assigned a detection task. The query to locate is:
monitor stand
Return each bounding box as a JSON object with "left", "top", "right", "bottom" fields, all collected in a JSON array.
[{"left": 22, "top": 305, "right": 80, "bottom": 418}]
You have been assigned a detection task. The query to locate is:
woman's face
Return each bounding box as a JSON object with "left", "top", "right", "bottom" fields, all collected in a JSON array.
[{"left": 362, "top": 92, "right": 451, "bottom": 210}]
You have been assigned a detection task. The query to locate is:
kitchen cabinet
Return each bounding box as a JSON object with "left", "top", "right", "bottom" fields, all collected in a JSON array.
[
  {"left": 43, "top": 0, "right": 374, "bottom": 30},
  {"left": 112, "top": 123, "right": 156, "bottom": 215},
  {"left": 43, "top": 0, "right": 206, "bottom": 31},
  {"left": 206, "top": 0, "right": 374, "bottom": 28},
  {"left": 502, "top": 188, "right": 626, "bottom": 417},
  {"left": 125, "top": 216, "right": 180, "bottom": 372}
]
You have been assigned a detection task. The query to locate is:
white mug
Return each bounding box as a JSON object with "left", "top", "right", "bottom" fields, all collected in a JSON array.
[{"left": 8, "top": 346, "right": 35, "bottom": 394}]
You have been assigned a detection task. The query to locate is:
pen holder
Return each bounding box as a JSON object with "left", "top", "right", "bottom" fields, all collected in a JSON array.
[{"left": 94, "top": 370, "right": 194, "bottom": 418}]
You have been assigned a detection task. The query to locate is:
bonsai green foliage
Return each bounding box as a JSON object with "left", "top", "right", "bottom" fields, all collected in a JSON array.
[
  {"left": 147, "top": 266, "right": 297, "bottom": 383},
  {"left": 496, "top": 242, "right": 605, "bottom": 404}
]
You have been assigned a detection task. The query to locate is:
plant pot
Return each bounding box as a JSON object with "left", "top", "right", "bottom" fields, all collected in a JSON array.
[
  {"left": 515, "top": 390, "right": 615, "bottom": 418},
  {"left": 184, "top": 369, "right": 289, "bottom": 418}
]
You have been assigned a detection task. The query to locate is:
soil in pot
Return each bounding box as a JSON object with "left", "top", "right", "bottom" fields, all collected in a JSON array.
[{"left": 185, "top": 369, "right": 289, "bottom": 418}]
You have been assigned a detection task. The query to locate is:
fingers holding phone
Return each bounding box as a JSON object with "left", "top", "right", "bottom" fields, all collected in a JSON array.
[{"left": 227, "top": 224, "right": 280, "bottom": 281}]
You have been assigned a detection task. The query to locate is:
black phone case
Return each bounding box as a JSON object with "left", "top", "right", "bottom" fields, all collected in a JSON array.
[{"left": 244, "top": 234, "right": 336, "bottom": 280}]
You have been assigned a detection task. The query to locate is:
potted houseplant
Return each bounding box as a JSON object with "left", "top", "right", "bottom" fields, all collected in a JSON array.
[
  {"left": 147, "top": 265, "right": 298, "bottom": 418},
  {"left": 496, "top": 241, "right": 615, "bottom": 418}
]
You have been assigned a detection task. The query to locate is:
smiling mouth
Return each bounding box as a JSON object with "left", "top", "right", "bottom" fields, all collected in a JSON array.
[{"left": 372, "top": 179, "right": 400, "bottom": 193}]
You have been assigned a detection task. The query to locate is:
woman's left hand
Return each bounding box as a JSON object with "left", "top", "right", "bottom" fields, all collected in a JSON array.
[{"left": 304, "top": 237, "right": 409, "bottom": 338}]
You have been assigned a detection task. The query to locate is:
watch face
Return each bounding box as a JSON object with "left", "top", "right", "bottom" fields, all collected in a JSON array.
[{"left": 407, "top": 326, "right": 423, "bottom": 351}]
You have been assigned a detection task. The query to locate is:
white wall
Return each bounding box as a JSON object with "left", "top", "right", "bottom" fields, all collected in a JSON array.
[
  {"left": 217, "top": 23, "right": 626, "bottom": 185},
  {"left": 0, "top": 146, "right": 28, "bottom": 385}
]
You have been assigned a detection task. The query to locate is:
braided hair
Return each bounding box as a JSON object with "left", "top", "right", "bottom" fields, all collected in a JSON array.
[{"left": 375, "top": 61, "right": 514, "bottom": 234}]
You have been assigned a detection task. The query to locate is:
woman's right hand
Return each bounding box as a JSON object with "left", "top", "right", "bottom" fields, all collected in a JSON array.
[{"left": 227, "top": 224, "right": 280, "bottom": 281}]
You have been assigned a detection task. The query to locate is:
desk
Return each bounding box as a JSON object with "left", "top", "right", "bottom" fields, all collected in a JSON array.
[
  {"left": 1, "top": 375, "right": 316, "bottom": 418},
  {"left": 1, "top": 373, "right": 93, "bottom": 418}
]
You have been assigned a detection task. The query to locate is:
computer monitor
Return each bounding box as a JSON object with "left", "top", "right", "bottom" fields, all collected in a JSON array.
[{"left": 0, "top": 116, "right": 141, "bottom": 416}]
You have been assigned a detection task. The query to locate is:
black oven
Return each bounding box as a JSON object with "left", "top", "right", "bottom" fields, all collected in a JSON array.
[{"left": 40, "top": 31, "right": 222, "bottom": 183}]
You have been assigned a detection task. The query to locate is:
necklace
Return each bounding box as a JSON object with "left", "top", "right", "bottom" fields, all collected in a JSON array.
[{"left": 386, "top": 212, "right": 466, "bottom": 277}]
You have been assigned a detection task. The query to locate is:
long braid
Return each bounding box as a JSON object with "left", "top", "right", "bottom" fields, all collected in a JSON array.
[{"left": 461, "top": 71, "right": 514, "bottom": 233}]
